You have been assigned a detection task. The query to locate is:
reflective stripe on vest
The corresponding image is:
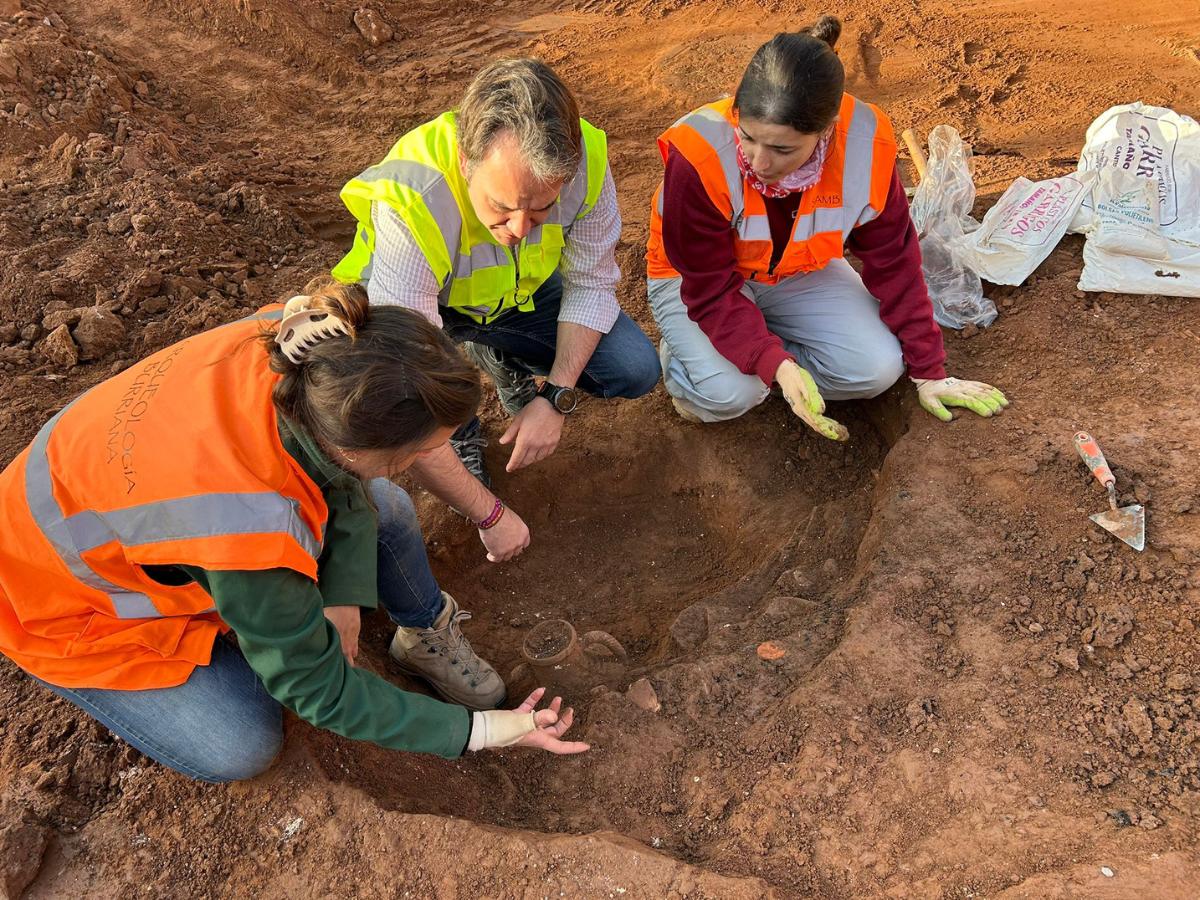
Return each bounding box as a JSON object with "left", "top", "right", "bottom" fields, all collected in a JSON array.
[
  {"left": 647, "top": 95, "right": 896, "bottom": 283},
  {"left": 23, "top": 306, "right": 321, "bottom": 621},
  {"left": 332, "top": 112, "right": 608, "bottom": 323}
]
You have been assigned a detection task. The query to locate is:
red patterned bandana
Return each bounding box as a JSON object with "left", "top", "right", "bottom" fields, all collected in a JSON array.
[{"left": 735, "top": 130, "right": 832, "bottom": 198}]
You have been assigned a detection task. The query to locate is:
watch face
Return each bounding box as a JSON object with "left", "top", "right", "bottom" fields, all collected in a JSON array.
[{"left": 553, "top": 387, "right": 578, "bottom": 413}]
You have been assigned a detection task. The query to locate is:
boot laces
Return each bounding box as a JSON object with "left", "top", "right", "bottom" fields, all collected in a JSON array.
[
  {"left": 449, "top": 432, "right": 488, "bottom": 480},
  {"left": 421, "top": 609, "right": 483, "bottom": 680}
]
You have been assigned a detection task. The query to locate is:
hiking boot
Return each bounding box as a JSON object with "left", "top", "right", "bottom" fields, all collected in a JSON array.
[
  {"left": 462, "top": 341, "right": 537, "bottom": 414},
  {"left": 450, "top": 418, "right": 491, "bottom": 489},
  {"left": 388, "top": 592, "right": 507, "bottom": 710}
]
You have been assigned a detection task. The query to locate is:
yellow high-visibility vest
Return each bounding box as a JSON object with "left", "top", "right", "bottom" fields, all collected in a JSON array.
[{"left": 333, "top": 111, "right": 608, "bottom": 323}]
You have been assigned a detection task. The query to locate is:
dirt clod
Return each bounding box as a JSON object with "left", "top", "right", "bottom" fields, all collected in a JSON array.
[
  {"left": 41, "top": 324, "right": 78, "bottom": 368},
  {"left": 0, "top": 820, "right": 51, "bottom": 899},
  {"left": 625, "top": 678, "right": 660, "bottom": 712},
  {"left": 72, "top": 307, "right": 125, "bottom": 360},
  {"left": 353, "top": 8, "right": 393, "bottom": 46}
]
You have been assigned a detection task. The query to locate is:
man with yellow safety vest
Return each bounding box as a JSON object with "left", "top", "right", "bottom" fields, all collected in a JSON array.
[{"left": 333, "top": 58, "right": 659, "bottom": 561}]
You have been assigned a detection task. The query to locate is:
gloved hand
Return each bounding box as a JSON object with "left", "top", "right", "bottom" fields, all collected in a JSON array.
[
  {"left": 912, "top": 376, "right": 1008, "bottom": 422},
  {"left": 467, "top": 688, "right": 590, "bottom": 755},
  {"left": 776, "top": 360, "right": 848, "bottom": 442},
  {"left": 468, "top": 709, "right": 537, "bottom": 750}
]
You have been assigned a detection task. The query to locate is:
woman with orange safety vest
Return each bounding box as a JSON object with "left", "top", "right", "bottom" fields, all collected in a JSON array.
[
  {"left": 646, "top": 16, "right": 1007, "bottom": 438},
  {"left": 0, "top": 283, "right": 587, "bottom": 782}
]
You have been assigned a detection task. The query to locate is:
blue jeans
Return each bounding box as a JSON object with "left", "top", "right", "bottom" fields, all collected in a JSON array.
[
  {"left": 39, "top": 481, "right": 444, "bottom": 782},
  {"left": 441, "top": 271, "right": 660, "bottom": 400}
]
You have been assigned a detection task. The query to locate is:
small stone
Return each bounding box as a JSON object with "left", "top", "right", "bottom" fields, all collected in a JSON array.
[
  {"left": 756, "top": 640, "right": 787, "bottom": 661},
  {"left": 72, "top": 307, "right": 125, "bottom": 360},
  {"left": 184, "top": 113, "right": 197, "bottom": 125},
  {"left": 1027, "top": 622, "right": 1044, "bottom": 634},
  {"left": 1100, "top": 866, "right": 1114, "bottom": 878},
  {"left": 138, "top": 295, "right": 169, "bottom": 315},
  {"left": 353, "top": 7, "right": 394, "bottom": 46},
  {"left": 1166, "top": 673, "right": 1193, "bottom": 692},
  {"left": 1122, "top": 698, "right": 1153, "bottom": 743},
  {"left": 1138, "top": 813, "right": 1163, "bottom": 830},
  {"left": 122, "top": 269, "right": 163, "bottom": 301},
  {"left": 626, "top": 678, "right": 660, "bottom": 713},
  {"left": 42, "top": 307, "right": 83, "bottom": 331},
  {"left": 134, "top": 80, "right": 150, "bottom": 97},
  {"left": 106, "top": 210, "right": 132, "bottom": 235},
  {"left": 1054, "top": 647, "right": 1080, "bottom": 671},
  {"left": 0, "top": 324, "right": 18, "bottom": 343},
  {"left": 13, "top": 101, "right": 30, "bottom": 119},
  {"left": 204, "top": 211, "right": 222, "bottom": 226},
  {"left": 130, "top": 213, "right": 154, "bottom": 232},
  {"left": 1090, "top": 770, "right": 1116, "bottom": 788},
  {"left": 41, "top": 324, "right": 79, "bottom": 367},
  {"left": 20, "top": 323, "right": 41, "bottom": 342}
]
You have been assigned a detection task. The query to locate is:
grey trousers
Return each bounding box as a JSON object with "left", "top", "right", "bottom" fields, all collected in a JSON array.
[{"left": 647, "top": 259, "right": 905, "bottom": 422}]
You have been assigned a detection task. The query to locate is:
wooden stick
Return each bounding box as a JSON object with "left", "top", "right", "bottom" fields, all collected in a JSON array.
[{"left": 901, "top": 128, "right": 928, "bottom": 182}]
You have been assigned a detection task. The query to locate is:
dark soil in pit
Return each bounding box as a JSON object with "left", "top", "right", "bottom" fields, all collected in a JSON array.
[{"left": 2, "top": 0, "right": 1200, "bottom": 897}]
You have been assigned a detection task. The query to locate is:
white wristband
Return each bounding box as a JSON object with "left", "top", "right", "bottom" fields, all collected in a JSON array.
[{"left": 467, "top": 710, "right": 537, "bottom": 752}]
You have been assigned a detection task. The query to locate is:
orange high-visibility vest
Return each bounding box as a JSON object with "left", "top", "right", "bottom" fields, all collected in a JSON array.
[
  {"left": 0, "top": 307, "right": 329, "bottom": 691},
  {"left": 646, "top": 94, "right": 897, "bottom": 284}
]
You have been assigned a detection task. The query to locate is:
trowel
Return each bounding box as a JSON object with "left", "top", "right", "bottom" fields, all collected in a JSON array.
[{"left": 1074, "top": 432, "right": 1145, "bottom": 551}]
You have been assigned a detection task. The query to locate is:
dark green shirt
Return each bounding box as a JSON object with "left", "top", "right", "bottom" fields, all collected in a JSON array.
[{"left": 172, "top": 416, "right": 469, "bottom": 758}]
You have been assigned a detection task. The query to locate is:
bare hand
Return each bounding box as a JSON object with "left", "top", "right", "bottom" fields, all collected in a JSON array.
[
  {"left": 324, "top": 604, "right": 362, "bottom": 666},
  {"left": 479, "top": 504, "right": 531, "bottom": 563},
  {"left": 512, "top": 687, "right": 590, "bottom": 755},
  {"left": 498, "top": 397, "right": 564, "bottom": 472}
]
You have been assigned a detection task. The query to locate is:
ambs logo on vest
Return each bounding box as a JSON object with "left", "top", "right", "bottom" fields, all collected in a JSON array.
[{"left": 106, "top": 347, "right": 182, "bottom": 493}]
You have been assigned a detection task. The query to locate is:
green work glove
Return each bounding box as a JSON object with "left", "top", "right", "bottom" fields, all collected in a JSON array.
[
  {"left": 776, "top": 360, "right": 849, "bottom": 442},
  {"left": 912, "top": 376, "right": 1009, "bottom": 422}
]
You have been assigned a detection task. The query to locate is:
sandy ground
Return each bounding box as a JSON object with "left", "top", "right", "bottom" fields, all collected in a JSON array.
[{"left": 1, "top": 0, "right": 1199, "bottom": 897}]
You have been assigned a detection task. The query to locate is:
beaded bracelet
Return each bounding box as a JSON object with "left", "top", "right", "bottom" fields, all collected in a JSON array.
[{"left": 475, "top": 498, "right": 505, "bottom": 530}]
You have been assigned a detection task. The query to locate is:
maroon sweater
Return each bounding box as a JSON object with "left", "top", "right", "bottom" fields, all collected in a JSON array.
[{"left": 660, "top": 146, "right": 947, "bottom": 386}]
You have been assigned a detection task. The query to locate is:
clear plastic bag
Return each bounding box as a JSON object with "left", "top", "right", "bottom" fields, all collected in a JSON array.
[{"left": 909, "top": 125, "right": 998, "bottom": 329}]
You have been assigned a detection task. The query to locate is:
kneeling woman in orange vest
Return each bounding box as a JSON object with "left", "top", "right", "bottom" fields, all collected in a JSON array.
[
  {"left": 646, "top": 16, "right": 1007, "bottom": 438},
  {"left": 0, "top": 284, "right": 586, "bottom": 783}
]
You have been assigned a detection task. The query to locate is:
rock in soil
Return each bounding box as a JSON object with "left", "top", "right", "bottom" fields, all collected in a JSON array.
[
  {"left": 353, "top": 8, "right": 393, "bottom": 45},
  {"left": 0, "top": 821, "right": 51, "bottom": 899},
  {"left": 72, "top": 307, "right": 126, "bottom": 360},
  {"left": 626, "top": 677, "right": 661, "bottom": 712},
  {"left": 41, "top": 324, "right": 79, "bottom": 368}
]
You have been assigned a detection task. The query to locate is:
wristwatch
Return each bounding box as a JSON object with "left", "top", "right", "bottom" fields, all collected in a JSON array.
[{"left": 536, "top": 380, "right": 579, "bottom": 414}]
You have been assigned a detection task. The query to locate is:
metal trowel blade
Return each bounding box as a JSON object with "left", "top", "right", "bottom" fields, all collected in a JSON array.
[{"left": 1089, "top": 505, "right": 1145, "bottom": 552}]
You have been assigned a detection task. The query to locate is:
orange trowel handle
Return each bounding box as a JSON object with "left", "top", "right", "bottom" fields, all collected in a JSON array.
[{"left": 1074, "top": 432, "right": 1115, "bottom": 489}]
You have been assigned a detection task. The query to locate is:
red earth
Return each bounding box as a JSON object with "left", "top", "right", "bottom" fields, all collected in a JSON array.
[{"left": 1, "top": 0, "right": 1198, "bottom": 896}]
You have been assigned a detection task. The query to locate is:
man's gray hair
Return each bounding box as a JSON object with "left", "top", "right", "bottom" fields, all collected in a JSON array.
[{"left": 457, "top": 58, "right": 582, "bottom": 183}]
